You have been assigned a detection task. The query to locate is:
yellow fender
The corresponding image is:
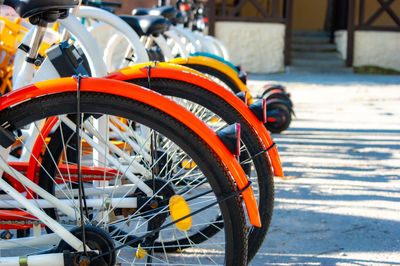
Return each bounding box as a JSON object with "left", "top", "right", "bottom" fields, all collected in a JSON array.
[{"left": 169, "top": 56, "right": 253, "bottom": 104}]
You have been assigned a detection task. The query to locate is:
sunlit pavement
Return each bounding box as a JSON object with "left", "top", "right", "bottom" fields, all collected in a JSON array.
[{"left": 248, "top": 73, "right": 400, "bottom": 265}]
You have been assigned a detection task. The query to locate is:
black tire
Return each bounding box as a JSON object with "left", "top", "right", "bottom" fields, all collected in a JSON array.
[
  {"left": 0, "top": 91, "right": 248, "bottom": 265},
  {"left": 264, "top": 92, "right": 293, "bottom": 108},
  {"left": 127, "top": 78, "right": 274, "bottom": 262},
  {"left": 266, "top": 102, "right": 292, "bottom": 134},
  {"left": 184, "top": 63, "right": 243, "bottom": 93}
]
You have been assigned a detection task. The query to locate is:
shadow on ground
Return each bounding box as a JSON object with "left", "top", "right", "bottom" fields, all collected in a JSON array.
[{"left": 250, "top": 124, "right": 400, "bottom": 265}]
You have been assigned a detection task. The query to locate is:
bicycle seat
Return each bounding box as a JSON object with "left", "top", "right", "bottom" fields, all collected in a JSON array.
[
  {"left": 171, "top": 11, "right": 184, "bottom": 25},
  {"left": 132, "top": 6, "right": 177, "bottom": 22},
  {"left": 4, "top": 0, "right": 79, "bottom": 18},
  {"left": 119, "top": 15, "right": 171, "bottom": 37},
  {"left": 131, "top": 7, "right": 150, "bottom": 16}
]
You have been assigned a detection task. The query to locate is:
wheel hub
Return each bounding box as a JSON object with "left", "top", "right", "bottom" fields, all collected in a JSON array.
[{"left": 55, "top": 225, "right": 116, "bottom": 266}]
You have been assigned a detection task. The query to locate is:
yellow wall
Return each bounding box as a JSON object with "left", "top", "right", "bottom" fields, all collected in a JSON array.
[
  {"left": 360, "top": 0, "right": 400, "bottom": 26},
  {"left": 292, "top": 0, "right": 328, "bottom": 31},
  {"left": 214, "top": 0, "right": 400, "bottom": 31}
]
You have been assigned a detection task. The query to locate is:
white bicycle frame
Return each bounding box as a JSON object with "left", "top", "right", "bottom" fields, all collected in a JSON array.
[
  {"left": 13, "top": 5, "right": 150, "bottom": 90},
  {"left": 77, "top": 6, "right": 149, "bottom": 68},
  {"left": 205, "top": 35, "right": 230, "bottom": 61},
  {"left": 0, "top": 7, "right": 158, "bottom": 259},
  {"left": 11, "top": 4, "right": 155, "bottom": 162},
  {"left": 103, "top": 23, "right": 229, "bottom": 69}
]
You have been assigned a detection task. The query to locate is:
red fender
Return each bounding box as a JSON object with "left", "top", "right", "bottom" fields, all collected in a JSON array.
[
  {"left": 28, "top": 117, "right": 58, "bottom": 186},
  {"left": 0, "top": 77, "right": 261, "bottom": 227},
  {"left": 108, "top": 63, "right": 284, "bottom": 178}
]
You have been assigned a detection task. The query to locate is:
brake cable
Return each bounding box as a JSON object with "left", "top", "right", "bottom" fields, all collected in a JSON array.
[{"left": 75, "top": 75, "right": 89, "bottom": 255}]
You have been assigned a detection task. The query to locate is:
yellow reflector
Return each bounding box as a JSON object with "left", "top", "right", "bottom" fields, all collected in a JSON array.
[
  {"left": 181, "top": 159, "right": 197, "bottom": 169},
  {"left": 209, "top": 116, "right": 219, "bottom": 123},
  {"left": 136, "top": 244, "right": 147, "bottom": 259},
  {"left": 169, "top": 195, "right": 192, "bottom": 231}
]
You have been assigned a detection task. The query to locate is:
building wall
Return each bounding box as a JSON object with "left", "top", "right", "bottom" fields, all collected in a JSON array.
[
  {"left": 358, "top": 0, "right": 400, "bottom": 26},
  {"left": 105, "top": 0, "right": 157, "bottom": 15},
  {"left": 335, "top": 30, "right": 400, "bottom": 71},
  {"left": 292, "top": 0, "right": 328, "bottom": 31},
  {"left": 215, "top": 21, "right": 285, "bottom": 73}
]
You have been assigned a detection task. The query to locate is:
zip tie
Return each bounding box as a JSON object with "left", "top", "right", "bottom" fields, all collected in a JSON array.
[
  {"left": 242, "top": 142, "right": 276, "bottom": 163},
  {"left": 146, "top": 61, "right": 158, "bottom": 91},
  {"left": 147, "top": 64, "right": 152, "bottom": 90}
]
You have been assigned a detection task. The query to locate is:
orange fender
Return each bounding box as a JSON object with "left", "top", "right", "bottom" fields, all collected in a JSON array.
[
  {"left": 0, "top": 77, "right": 261, "bottom": 227},
  {"left": 108, "top": 62, "right": 284, "bottom": 178}
]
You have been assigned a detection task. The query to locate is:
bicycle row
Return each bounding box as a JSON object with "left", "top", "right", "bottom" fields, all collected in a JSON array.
[{"left": 0, "top": 0, "right": 291, "bottom": 265}]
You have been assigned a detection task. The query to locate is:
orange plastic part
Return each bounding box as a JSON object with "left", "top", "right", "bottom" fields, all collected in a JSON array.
[{"left": 0, "top": 77, "right": 261, "bottom": 227}]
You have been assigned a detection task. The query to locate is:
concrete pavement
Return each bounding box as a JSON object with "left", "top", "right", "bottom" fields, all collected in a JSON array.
[{"left": 248, "top": 73, "right": 400, "bottom": 265}]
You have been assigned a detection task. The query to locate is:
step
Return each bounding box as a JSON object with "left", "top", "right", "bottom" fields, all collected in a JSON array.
[
  {"left": 292, "top": 31, "right": 330, "bottom": 38},
  {"left": 292, "top": 35, "right": 331, "bottom": 45},
  {"left": 291, "top": 58, "right": 346, "bottom": 68},
  {"left": 292, "top": 51, "right": 342, "bottom": 61},
  {"left": 291, "top": 43, "right": 337, "bottom": 52},
  {"left": 287, "top": 65, "right": 354, "bottom": 74}
]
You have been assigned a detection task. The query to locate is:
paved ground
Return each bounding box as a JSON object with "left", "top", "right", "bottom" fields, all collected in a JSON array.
[{"left": 248, "top": 73, "right": 400, "bottom": 265}]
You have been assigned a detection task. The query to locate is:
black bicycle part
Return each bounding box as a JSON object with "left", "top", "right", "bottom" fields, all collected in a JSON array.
[
  {"left": 266, "top": 102, "right": 292, "bottom": 134},
  {"left": 55, "top": 225, "right": 116, "bottom": 266}
]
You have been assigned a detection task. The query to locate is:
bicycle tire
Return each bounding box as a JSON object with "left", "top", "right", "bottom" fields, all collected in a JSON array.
[
  {"left": 0, "top": 91, "right": 248, "bottom": 265},
  {"left": 183, "top": 63, "right": 242, "bottom": 93},
  {"left": 183, "top": 64, "right": 292, "bottom": 134},
  {"left": 267, "top": 102, "right": 292, "bottom": 134},
  {"left": 126, "top": 78, "right": 274, "bottom": 262}
]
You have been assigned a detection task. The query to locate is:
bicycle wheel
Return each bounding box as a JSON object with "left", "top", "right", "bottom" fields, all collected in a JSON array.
[
  {"left": 181, "top": 63, "right": 292, "bottom": 134},
  {"left": 126, "top": 77, "right": 274, "bottom": 262},
  {"left": 266, "top": 102, "right": 292, "bottom": 134},
  {"left": 0, "top": 91, "right": 248, "bottom": 265},
  {"left": 183, "top": 63, "right": 242, "bottom": 93}
]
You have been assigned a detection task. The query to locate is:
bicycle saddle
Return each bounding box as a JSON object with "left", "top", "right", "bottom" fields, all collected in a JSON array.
[
  {"left": 119, "top": 15, "right": 171, "bottom": 37},
  {"left": 171, "top": 11, "right": 184, "bottom": 25},
  {"left": 3, "top": 0, "right": 79, "bottom": 18},
  {"left": 132, "top": 6, "right": 177, "bottom": 22}
]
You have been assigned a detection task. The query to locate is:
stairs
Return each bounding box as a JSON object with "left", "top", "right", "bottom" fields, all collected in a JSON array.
[{"left": 288, "top": 31, "right": 353, "bottom": 74}]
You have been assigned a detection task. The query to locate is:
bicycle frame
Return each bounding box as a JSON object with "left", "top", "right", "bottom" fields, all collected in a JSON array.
[
  {"left": 13, "top": 5, "right": 151, "bottom": 89},
  {"left": 204, "top": 35, "right": 230, "bottom": 61},
  {"left": 76, "top": 6, "right": 149, "bottom": 63},
  {"left": 170, "top": 24, "right": 200, "bottom": 53}
]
